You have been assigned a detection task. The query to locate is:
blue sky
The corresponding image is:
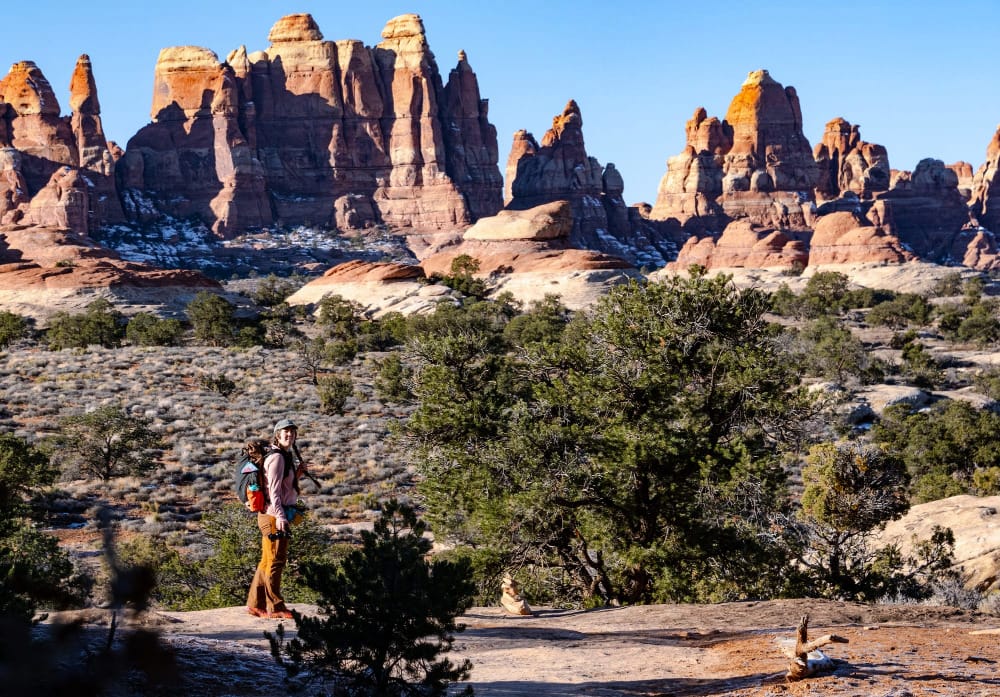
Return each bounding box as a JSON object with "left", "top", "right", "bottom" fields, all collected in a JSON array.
[{"left": 3, "top": 1, "right": 998, "bottom": 204}]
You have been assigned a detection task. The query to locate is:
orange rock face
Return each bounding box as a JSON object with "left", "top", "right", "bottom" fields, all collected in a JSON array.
[
  {"left": 0, "top": 57, "right": 122, "bottom": 233},
  {"left": 651, "top": 70, "right": 817, "bottom": 231},
  {"left": 121, "top": 12, "right": 501, "bottom": 238},
  {"left": 807, "top": 211, "right": 914, "bottom": 265},
  {"left": 814, "top": 118, "right": 890, "bottom": 200},
  {"left": 668, "top": 220, "right": 808, "bottom": 270}
]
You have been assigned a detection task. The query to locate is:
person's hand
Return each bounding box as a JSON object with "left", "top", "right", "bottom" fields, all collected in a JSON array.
[
  {"left": 276, "top": 520, "right": 289, "bottom": 534},
  {"left": 296, "top": 462, "right": 308, "bottom": 478}
]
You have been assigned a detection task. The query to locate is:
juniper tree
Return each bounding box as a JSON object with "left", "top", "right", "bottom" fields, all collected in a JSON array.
[{"left": 403, "top": 271, "right": 816, "bottom": 604}]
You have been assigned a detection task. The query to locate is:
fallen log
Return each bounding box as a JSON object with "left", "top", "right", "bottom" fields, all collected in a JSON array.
[{"left": 784, "top": 614, "right": 849, "bottom": 680}]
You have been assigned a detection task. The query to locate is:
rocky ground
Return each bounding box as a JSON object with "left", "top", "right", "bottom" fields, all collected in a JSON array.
[{"left": 37, "top": 598, "right": 999, "bottom": 696}]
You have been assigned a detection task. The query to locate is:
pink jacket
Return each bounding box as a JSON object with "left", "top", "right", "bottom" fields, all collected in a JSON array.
[{"left": 264, "top": 448, "right": 297, "bottom": 525}]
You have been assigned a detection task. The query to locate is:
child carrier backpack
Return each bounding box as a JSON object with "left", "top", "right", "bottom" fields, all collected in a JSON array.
[{"left": 235, "top": 440, "right": 271, "bottom": 512}]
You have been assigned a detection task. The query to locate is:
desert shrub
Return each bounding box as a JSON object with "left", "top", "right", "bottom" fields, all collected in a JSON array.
[
  {"left": 0, "top": 433, "right": 81, "bottom": 621},
  {"left": 251, "top": 274, "right": 302, "bottom": 307},
  {"left": 316, "top": 295, "right": 363, "bottom": 342},
  {"left": 898, "top": 335, "right": 943, "bottom": 388},
  {"left": 502, "top": 294, "right": 569, "bottom": 348},
  {"left": 359, "top": 311, "right": 408, "bottom": 351},
  {"left": 125, "top": 312, "right": 184, "bottom": 346},
  {"left": 374, "top": 353, "right": 413, "bottom": 403},
  {"left": 872, "top": 399, "right": 1000, "bottom": 501},
  {"left": 197, "top": 373, "right": 236, "bottom": 396},
  {"left": 119, "top": 503, "right": 336, "bottom": 611},
  {"left": 46, "top": 298, "right": 125, "bottom": 350},
  {"left": 932, "top": 271, "right": 964, "bottom": 297},
  {"left": 866, "top": 293, "right": 933, "bottom": 329},
  {"left": 0, "top": 310, "right": 31, "bottom": 348},
  {"left": 51, "top": 403, "right": 164, "bottom": 481},
  {"left": 793, "top": 316, "right": 870, "bottom": 384},
  {"left": 972, "top": 367, "right": 1000, "bottom": 400},
  {"left": 268, "top": 501, "right": 474, "bottom": 697},
  {"left": 793, "top": 441, "right": 919, "bottom": 600},
  {"left": 186, "top": 291, "right": 237, "bottom": 346},
  {"left": 955, "top": 302, "right": 1000, "bottom": 346},
  {"left": 317, "top": 374, "right": 353, "bottom": 415},
  {"left": 430, "top": 254, "right": 488, "bottom": 300},
  {"left": 973, "top": 466, "right": 1000, "bottom": 495}
]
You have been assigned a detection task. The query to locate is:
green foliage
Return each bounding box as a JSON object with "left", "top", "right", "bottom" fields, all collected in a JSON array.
[
  {"left": 866, "top": 293, "right": 933, "bottom": 329},
  {"left": 374, "top": 353, "right": 413, "bottom": 403},
  {"left": 317, "top": 373, "right": 353, "bottom": 415},
  {"left": 197, "top": 372, "right": 237, "bottom": 396},
  {"left": 973, "top": 466, "right": 1000, "bottom": 495},
  {"left": 268, "top": 501, "right": 474, "bottom": 697},
  {"left": 404, "top": 273, "right": 815, "bottom": 604},
  {"left": 52, "top": 404, "right": 164, "bottom": 481},
  {"left": 432, "top": 254, "right": 488, "bottom": 300},
  {"left": 125, "top": 312, "right": 184, "bottom": 346},
  {"left": 501, "top": 294, "right": 569, "bottom": 348},
  {"left": 0, "top": 434, "right": 79, "bottom": 621},
  {"left": 872, "top": 399, "right": 1000, "bottom": 501},
  {"left": 117, "top": 503, "right": 335, "bottom": 610},
  {"left": 955, "top": 302, "right": 1000, "bottom": 346},
  {"left": 932, "top": 271, "right": 964, "bottom": 297},
  {"left": 186, "top": 291, "right": 237, "bottom": 346},
  {"left": 768, "top": 273, "right": 894, "bottom": 319},
  {"left": 793, "top": 316, "right": 874, "bottom": 384},
  {"left": 796, "top": 442, "right": 913, "bottom": 600},
  {"left": 972, "top": 367, "right": 1000, "bottom": 400},
  {"left": 798, "top": 271, "right": 851, "bottom": 318},
  {"left": 317, "top": 294, "right": 363, "bottom": 341},
  {"left": 897, "top": 334, "right": 943, "bottom": 388},
  {"left": 0, "top": 310, "right": 31, "bottom": 348},
  {"left": 46, "top": 298, "right": 125, "bottom": 350},
  {"left": 252, "top": 274, "right": 302, "bottom": 307},
  {"left": 258, "top": 303, "right": 305, "bottom": 349}
]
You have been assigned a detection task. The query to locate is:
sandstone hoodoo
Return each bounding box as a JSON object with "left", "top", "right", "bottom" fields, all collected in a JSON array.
[
  {"left": 504, "top": 100, "right": 675, "bottom": 268},
  {"left": 119, "top": 13, "right": 502, "bottom": 239},
  {"left": 0, "top": 57, "right": 123, "bottom": 234},
  {"left": 654, "top": 69, "right": 1000, "bottom": 272}
]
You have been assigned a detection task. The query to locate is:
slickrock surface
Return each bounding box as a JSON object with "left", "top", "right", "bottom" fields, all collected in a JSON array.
[
  {"left": 41, "top": 599, "right": 996, "bottom": 697},
  {"left": 0, "top": 224, "right": 219, "bottom": 319}
]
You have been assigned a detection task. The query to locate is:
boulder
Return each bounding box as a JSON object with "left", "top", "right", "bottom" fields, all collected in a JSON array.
[
  {"left": 878, "top": 495, "right": 1000, "bottom": 593},
  {"left": 285, "top": 259, "right": 457, "bottom": 316},
  {"left": 808, "top": 210, "right": 914, "bottom": 265},
  {"left": 463, "top": 200, "right": 573, "bottom": 241}
]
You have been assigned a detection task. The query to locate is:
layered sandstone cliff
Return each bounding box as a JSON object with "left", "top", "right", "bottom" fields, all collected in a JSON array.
[
  {"left": 119, "top": 13, "right": 502, "bottom": 238},
  {"left": 970, "top": 124, "right": 1000, "bottom": 236}
]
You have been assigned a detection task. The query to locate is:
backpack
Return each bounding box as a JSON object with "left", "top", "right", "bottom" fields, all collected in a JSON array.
[{"left": 236, "top": 440, "right": 271, "bottom": 513}]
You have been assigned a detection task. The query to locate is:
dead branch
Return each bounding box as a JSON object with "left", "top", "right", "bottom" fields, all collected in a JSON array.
[{"left": 785, "top": 614, "right": 849, "bottom": 681}]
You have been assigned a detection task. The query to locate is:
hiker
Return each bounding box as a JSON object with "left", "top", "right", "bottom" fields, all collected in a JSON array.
[{"left": 246, "top": 418, "right": 308, "bottom": 619}]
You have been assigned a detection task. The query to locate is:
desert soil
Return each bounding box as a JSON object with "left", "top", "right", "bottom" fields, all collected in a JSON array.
[{"left": 48, "top": 598, "right": 998, "bottom": 696}]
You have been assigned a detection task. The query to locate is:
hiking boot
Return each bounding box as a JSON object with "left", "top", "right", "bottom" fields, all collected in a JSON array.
[
  {"left": 246, "top": 607, "right": 267, "bottom": 618},
  {"left": 268, "top": 609, "right": 294, "bottom": 619}
]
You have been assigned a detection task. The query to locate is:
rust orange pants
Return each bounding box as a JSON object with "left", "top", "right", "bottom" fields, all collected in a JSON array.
[{"left": 246, "top": 513, "right": 289, "bottom": 614}]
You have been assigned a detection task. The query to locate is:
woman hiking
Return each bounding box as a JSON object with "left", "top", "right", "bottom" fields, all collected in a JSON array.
[{"left": 246, "top": 418, "right": 307, "bottom": 619}]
